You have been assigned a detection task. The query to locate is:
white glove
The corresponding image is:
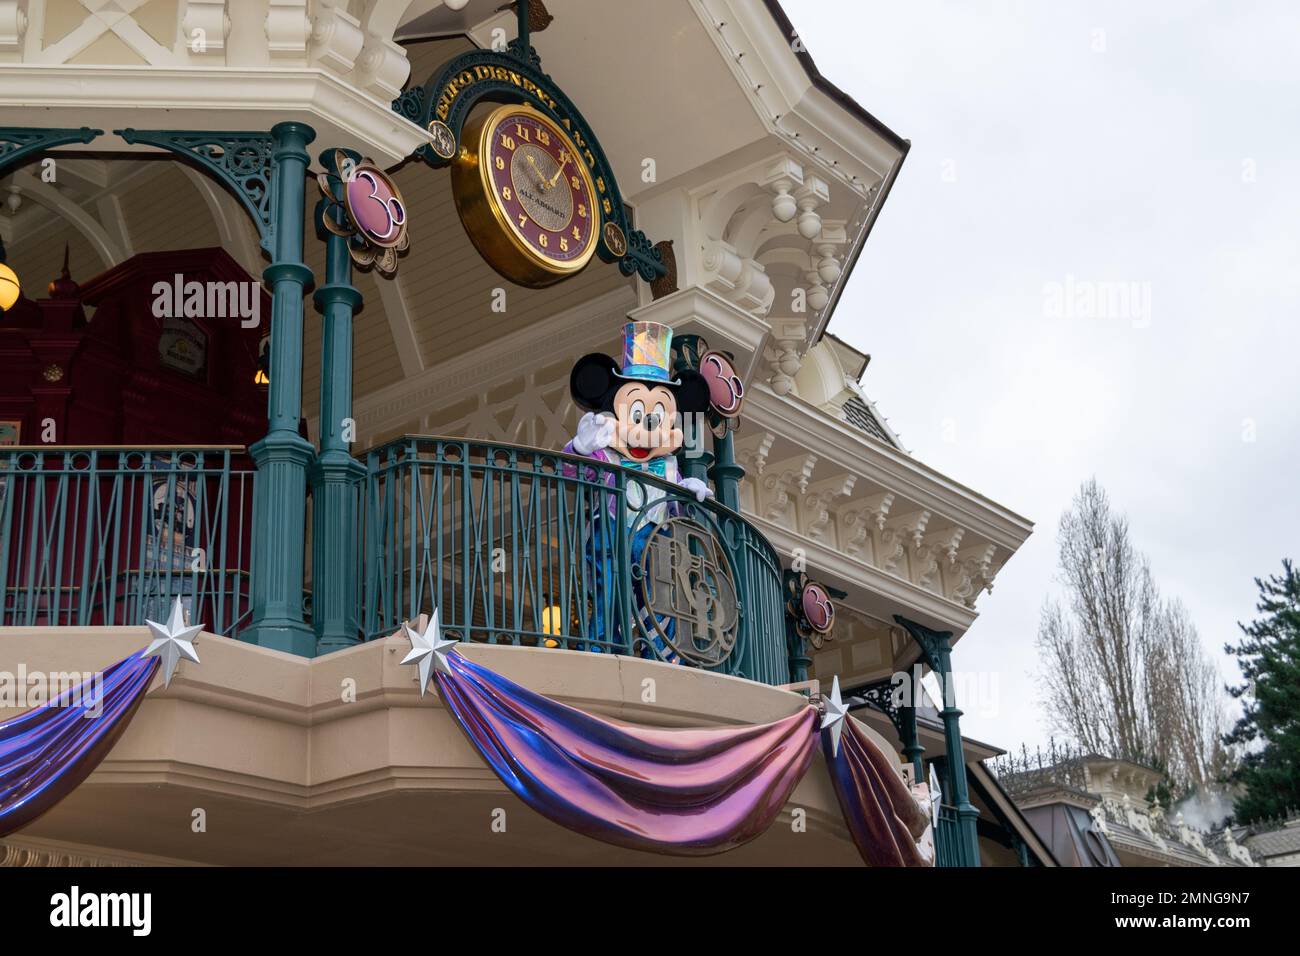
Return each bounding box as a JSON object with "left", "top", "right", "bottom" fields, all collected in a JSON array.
[
  {"left": 572, "top": 412, "right": 616, "bottom": 456},
  {"left": 679, "top": 476, "right": 714, "bottom": 502}
]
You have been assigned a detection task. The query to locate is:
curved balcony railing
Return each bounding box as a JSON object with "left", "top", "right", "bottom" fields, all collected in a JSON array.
[
  {"left": 0, "top": 446, "right": 255, "bottom": 635},
  {"left": 360, "top": 437, "right": 790, "bottom": 686}
]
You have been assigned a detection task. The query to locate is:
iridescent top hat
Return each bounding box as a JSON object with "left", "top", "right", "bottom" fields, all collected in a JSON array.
[
  {"left": 569, "top": 320, "right": 711, "bottom": 414},
  {"left": 614, "top": 321, "right": 676, "bottom": 384}
]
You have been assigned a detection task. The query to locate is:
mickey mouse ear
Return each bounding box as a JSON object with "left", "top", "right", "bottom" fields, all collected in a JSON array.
[
  {"left": 673, "top": 369, "right": 711, "bottom": 414},
  {"left": 570, "top": 353, "right": 619, "bottom": 410}
]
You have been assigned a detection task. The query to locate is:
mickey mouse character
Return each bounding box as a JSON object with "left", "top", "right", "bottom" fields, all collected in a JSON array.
[
  {"left": 563, "top": 320, "right": 713, "bottom": 661},
  {"left": 565, "top": 320, "right": 714, "bottom": 506}
]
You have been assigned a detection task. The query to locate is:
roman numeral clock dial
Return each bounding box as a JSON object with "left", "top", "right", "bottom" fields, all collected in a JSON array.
[{"left": 451, "top": 103, "right": 601, "bottom": 288}]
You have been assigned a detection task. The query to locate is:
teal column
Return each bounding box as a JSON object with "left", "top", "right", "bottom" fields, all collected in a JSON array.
[
  {"left": 310, "top": 148, "right": 365, "bottom": 653},
  {"left": 672, "top": 334, "right": 709, "bottom": 483},
  {"left": 1014, "top": 835, "right": 1031, "bottom": 867},
  {"left": 245, "top": 121, "right": 317, "bottom": 656},
  {"left": 932, "top": 635, "right": 981, "bottom": 866},
  {"left": 709, "top": 427, "right": 743, "bottom": 511},
  {"left": 679, "top": 427, "right": 711, "bottom": 483},
  {"left": 786, "top": 628, "right": 810, "bottom": 684},
  {"left": 900, "top": 669, "right": 925, "bottom": 783}
]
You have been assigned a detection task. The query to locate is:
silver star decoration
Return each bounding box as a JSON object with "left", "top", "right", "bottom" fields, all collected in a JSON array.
[
  {"left": 401, "top": 610, "right": 459, "bottom": 696},
  {"left": 820, "top": 673, "right": 849, "bottom": 757},
  {"left": 143, "top": 596, "right": 203, "bottom": 688}
]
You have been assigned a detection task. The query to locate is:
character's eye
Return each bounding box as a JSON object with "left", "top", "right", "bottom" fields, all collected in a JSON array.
[
  {"left": 629, "top": 400, "right": 645, "bottom": 425},
  {"left": 649, "top": 403, "right": 667, "bottom": 430}
]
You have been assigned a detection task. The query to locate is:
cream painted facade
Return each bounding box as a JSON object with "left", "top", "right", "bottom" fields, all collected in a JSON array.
[{"left": 0, "top": 1, "right": 1041, "bottom": 865}]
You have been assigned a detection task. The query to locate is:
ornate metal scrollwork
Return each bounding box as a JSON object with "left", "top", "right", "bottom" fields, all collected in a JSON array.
[
  {"left": 116, "top": 129, "right": 276, "bottom": 252},
  {"left": 0, "top": 127, "right": 102, "bottom": 176},
  {"left": 847, "top": 677, "right": 908, "bottom": 738}
]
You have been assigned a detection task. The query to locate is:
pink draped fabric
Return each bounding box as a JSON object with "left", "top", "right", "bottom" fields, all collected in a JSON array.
[
  {"left": 435, "top": 650, "right": 819, "bottom": 855},
  {"left": 824, "top": 716, "right": 932, "bottom": 866}
]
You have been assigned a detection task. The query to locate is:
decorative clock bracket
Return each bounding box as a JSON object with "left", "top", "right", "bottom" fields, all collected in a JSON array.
[{"left": 391, "top": 0, "right": 667, "bottom": 283}]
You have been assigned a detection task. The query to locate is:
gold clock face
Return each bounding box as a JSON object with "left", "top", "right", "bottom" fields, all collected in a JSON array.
[{"left": 451, "top": 103, "right": 600, "bottom": 287}]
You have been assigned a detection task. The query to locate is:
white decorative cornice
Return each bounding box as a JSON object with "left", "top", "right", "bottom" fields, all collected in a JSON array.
[
  {"left": 700, "top": 238, "right": 774, "bottom": 316},
  {"left": 181, "top": 1, "right": 230, "bottom": 56},
  {"left": 744, "top": 382, "right": 1033, "bottom": 551},
  {"left": 0, "top": 0, "right": 27, "bottom": 52},
  {"left": 923, "top": 526, "right": 966, "bottom": 565},
  {"left": 0, "top": 835, "right": 190, "bottom": 867},
  {"left": 690, "top": 0, "right": 899, "bottom": 195},
  {"left": 885, "top": 509, "right": 930, "bottom": 550},
  {"left": 736, "top": 430, "right": 775, "bottom": 476},
  {"left": 311, "top": 1, "right": 365, "bottom": 73},
  {"left": 0, "top": 66, "right": 429, "bottom": 166},
  {"left": 760, "top": 454, "right": 816, "bottom": 524},
  {"left": 840, "top": 508, "right": 873, "bottom": 560},
  {"left": 765, "top": 316, "right": 805, "bottom": 395},
  {"left": 754, "top": 517, "right": 979, "bottom": 636},
  {"left": 793, "top": 175, "right": 829, "bottom": 240},
  {"left": 764, "top": 155, "right": 803, "bottom": 222},
  {"left": 802, "top": 472, "right": 856, "bottom": 541},
  {"left": 351, "top": 32, "right": 411, "bottom": 100},
  {"left": 267, "top": 0, "right": 311, "bottom": 55}
]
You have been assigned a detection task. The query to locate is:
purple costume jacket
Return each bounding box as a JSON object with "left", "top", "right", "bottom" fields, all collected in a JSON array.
[{"left": 561, "top": 442, "right": 686, "bottom": 525}]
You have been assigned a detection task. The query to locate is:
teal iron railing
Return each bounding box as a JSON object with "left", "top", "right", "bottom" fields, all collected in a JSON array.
[
  {"left": 935, "top": 804, "right": 963, "bottom": 867},
  {"left": 360, "top": 437, "right": 789, "bottom": 685},
  {"left": 0, "top": 447, "right": 254, "bottom": 635}
]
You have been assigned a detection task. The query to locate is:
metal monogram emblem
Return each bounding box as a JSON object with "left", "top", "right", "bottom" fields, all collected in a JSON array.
[
  {"left": 639, "top": 517, "right": 738, "bottom": 666},
  {"left": 427, "top": 120, "right": 456, "bottom": 160},
  {"left": 602, "top": 221, "right": 627, "bottom": 257}
]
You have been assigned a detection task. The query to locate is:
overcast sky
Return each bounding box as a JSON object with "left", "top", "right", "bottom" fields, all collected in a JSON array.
[{"left": 788, "top": 0, "right": 1300, "bottom": 750}]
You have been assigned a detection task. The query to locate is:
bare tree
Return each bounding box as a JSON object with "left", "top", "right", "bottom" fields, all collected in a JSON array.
[
  {"left": 1035, "top": 479, "right": 1229, "bottom": 795},
  {"left": 1154, "top": 600, "right": 1233, "bottom": 790}
]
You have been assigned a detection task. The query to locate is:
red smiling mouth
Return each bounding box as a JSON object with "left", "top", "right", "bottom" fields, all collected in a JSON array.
[{"left": 626, "top": 446, "right": 651, "bottom": 460}]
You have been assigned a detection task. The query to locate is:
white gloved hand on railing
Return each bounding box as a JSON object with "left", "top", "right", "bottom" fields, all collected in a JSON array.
[
  {"left": 571, "top": 412, "right": 617, "bottom": 456},
  {"left": 679, "top": 476, "right": 714, "bottom": 502}
]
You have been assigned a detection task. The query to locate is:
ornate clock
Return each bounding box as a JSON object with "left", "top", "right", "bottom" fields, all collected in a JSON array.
[{"left": 451, "top": 103, "right": 600, "bottom": 287}]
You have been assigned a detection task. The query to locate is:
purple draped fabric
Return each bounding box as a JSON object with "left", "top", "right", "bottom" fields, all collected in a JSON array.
[
  {"left": 823, "top": 716, "right": 931, "bottom": 866},
  {"left": 0, "top": 650, "right": 159, "bottom": 838},
  {"left": 435, "top": 650, "right": 818, "bottom": 854}
]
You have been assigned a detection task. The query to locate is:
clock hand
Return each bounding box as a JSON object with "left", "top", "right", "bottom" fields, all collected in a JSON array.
[
  {"left": 524, "top": 153, "right": 547, "bottom": 190},
  {"left": 546, "top": 157, "right": 567, "bottom": 189}
]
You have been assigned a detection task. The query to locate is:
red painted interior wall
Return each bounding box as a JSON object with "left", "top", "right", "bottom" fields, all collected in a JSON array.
[{"left": 0, "top": 247, "right": 269, "bottom": 448}]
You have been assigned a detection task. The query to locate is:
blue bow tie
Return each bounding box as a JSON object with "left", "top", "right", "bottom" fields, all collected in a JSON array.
[{"left": 620, "top": 456, "right": 668, "bottom": 479}]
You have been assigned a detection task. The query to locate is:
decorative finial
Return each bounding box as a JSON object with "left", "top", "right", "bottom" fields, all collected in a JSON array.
[
  {"left": 507, "top": 0, "right": 553, "bottom": 33},
  {"left": 47, "top": 243, "right": 79, "bottom": 299}
]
